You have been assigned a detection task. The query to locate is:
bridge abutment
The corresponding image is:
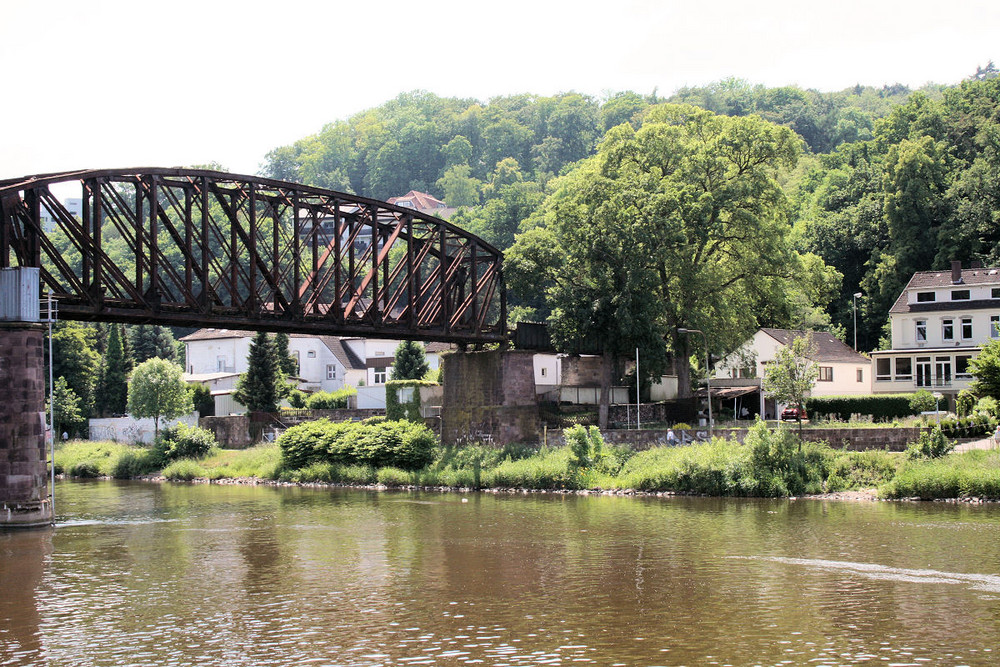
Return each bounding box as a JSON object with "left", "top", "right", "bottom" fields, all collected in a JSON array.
[
  {"left": 0, "top": 323, "right": 52, "bottom": 528},
  {"left": 440, "top": 350, "right": 539, "bottom": 446}
]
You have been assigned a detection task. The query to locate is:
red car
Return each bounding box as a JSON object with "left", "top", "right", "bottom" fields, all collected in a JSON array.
[{"left": 780, "top": 405, "right": 807, "bottom": 421}]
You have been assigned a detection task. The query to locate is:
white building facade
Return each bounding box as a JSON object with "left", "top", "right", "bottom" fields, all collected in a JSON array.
[{"left": 870, "top": 262, "right": 1000, "bottom": 402}]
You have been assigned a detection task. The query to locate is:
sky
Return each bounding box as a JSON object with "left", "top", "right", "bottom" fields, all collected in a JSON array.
[{"left": 2, "top": 0, "right": 998, "bottom": 181}]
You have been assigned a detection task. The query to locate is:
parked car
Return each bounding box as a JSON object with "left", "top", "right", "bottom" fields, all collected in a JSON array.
[{"left": 780, "top": 405, "right": 807, "bottom": 421}]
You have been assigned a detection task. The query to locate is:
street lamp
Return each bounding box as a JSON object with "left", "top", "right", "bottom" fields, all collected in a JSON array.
[
  {"left": 678, "top": 328, "right": 712, "bottom": 438},
  {"left": 853, "top": 292, "right": 863, "bottom": 351}
]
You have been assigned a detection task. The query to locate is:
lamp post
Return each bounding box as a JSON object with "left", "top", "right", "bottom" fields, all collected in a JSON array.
[
  {"left": 678, "top": 328, "right": 712, "bottom": 438},
  {"left": 853, "top": 292, "right": 863, "bottom": 351}
]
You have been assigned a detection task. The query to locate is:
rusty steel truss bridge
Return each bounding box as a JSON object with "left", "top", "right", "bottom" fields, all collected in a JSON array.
[{"left": 0, "top": 168, "right": 506, "bottom": 344}]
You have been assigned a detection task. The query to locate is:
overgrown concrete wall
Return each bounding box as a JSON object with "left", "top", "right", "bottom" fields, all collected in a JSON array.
[{"left": 440, "top": 350, "right": 539, "bottom": 445}]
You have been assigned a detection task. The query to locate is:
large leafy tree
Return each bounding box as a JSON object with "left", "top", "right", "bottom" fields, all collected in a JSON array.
[
  {"left": 50, "top": 321, "right": 100, "bottom": 419},
  {"left": 391, "top": 341, "right": 430, "bottom": 380},
  {"left": 969, "top": 338, "right": 1000, "bottom": 400},
  {"left": 129, "top": 325, "right": 178, "bottom": 363},
  {"left": 509, "top": 104, "right": 805, "bottom": 425},
  {"left": 234, "top": 331, "right": 280, "bottom": 413},
  {"left": 127, "top": 358, "right": 193, "bottom": 439}
]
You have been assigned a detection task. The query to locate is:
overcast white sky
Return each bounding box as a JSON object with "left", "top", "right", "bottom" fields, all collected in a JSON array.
[{"left": 2, "top": 0, "right": 997, "bottom": 180}]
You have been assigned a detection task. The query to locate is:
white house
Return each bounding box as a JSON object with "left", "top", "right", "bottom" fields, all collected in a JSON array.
[
  {"left": 180, "top": 329, "right": 448, "bottom": 411},
  {"left": 715, "top": 328, "right": 871, "bottom": 418},
  {"left": 870, "top": 261, "right": 1000, "bottom": 403}
]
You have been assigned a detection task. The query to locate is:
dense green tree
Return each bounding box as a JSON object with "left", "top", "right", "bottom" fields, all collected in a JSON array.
[
  {"left": 50, "top": 321, "right": 100, "bottom": 419},
  {"left": 509, "top": 104, "right": 805, "bottom": 424},
  {"left": 273, "top": 333, "right": 298, "bottom": 377},
  {"left": 51, "top": 376, "right": 86, "bottom": 438},
  {"left": 127, "top": 358, "right": 193, "bottom": 439},
  {"left": 94, "top": 324, "right": 129, "bottom": 417},
  {"left": 969, "top": 338, "right": 1000, "bottom": 401},
  {"left": 233, "top": 331, "right": 280, "bottom": 413},
  {"left": 436, "top": 164, "right": 481, "bottom": 207},
  {"left": 129, "top": 325, "right": 178, "bottom": 363},
  {"left": 391, "top": 341, "right": 429, "bottom": 380}
]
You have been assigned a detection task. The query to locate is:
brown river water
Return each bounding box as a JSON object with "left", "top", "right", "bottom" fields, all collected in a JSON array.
[{"left": 2, "top": 480, "right": 1000, "bottom": 666}]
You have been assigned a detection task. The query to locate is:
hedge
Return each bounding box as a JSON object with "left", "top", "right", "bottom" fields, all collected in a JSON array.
[
  {"left": 305, "top": 386, "right": 357, "bottom": 410},
  {"left": 805, "top": 393, "right": 921, "bottom": 421},
  {"left": 277, "top": 417, "right": 436, "bottom": 471},
  {"left": 385, "top": 379, "right": 438, "bottom": 422}
]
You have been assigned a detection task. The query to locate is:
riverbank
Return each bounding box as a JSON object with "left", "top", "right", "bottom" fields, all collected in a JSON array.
[{"left": 53, "top": 433, "right": 1000, "bottom": 502}]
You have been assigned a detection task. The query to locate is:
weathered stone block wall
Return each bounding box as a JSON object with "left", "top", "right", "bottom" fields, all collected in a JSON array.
[
  {"left": 561, "top": 355, "right": 603, "bottom": 387},
  {"left": 440, "top": 350, "right": 539, "bottom": 445},
  {"left": 0, "top": 323, "right": 52, "bottom": 527},
  {"left": 200, "top": 415, "right": 252, "bottom": 449},
  {"left": 543, "top": 426, "right": 928, "bottom": 451}
]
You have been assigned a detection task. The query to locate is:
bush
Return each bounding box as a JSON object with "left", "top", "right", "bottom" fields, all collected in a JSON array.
[
  {"left": 976, "top": 396, "right": 999, "bottom": 418},
  {"left": 825, "top": 450, "right": 900, "bottom": 491},
  {"left": 905, "top": 426, "right": 955, "bottom": 460},
  {"left": 287, "top": 389, "right": 307, "bottom": 409},
  {"left": 938, "top": 414, "right": 995, "bottom": 439},
  {"left": 385, "top": 380, "right": 437, "bottom": 422},
  {"left": 189, "top": 383, "right": 215, "bottom": 417},
  {"left": 881, "top": 450, "right": 1000, "bottom": 499},
  {"left": 305, "top": 387, "right": 357, "bottom": 410},
  {"left": 161, "top": 459, "right": 208, "bottom": 481},
  {"left": 111, "top": 450, "right": 160, "bottom": 479},
  {"left": 277, "top": 418, "right": 437, "bottom": 471},
  {"left": 153, "top": 423, "right": 218, "bottom": 464},
  {"left": 956, "top": 390, "right": 977, "bottom": 418},
  {"left": 805, "top": 393, "right": 924, "bottom": 421},
  {"left": 909, "top": 390, "right": 937, "bottom": 414},
  {"left": 565, "top": 424, "right": 604, "bottom": 468}
]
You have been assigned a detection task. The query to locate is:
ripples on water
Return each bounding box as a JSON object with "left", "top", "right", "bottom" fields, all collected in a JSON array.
[{"left": 2, "top": 482, "right": 1000, "bottom": 666}]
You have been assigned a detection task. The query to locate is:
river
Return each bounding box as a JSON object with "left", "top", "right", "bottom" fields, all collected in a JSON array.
[{"left": 2, "top": 480, "right": 1000, "bottom": 666}]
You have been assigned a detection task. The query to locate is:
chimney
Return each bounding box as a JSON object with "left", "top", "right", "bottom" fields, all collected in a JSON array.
[
  {"left": 952, "top": 260, "right": 963, "bottom": 284},
  {"left": 971, "top": 259, "right": 983, "bottom": 269}
]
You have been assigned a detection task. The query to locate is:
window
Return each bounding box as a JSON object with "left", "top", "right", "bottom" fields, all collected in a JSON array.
[
  {"left": 818, "top": 366, "right": 833, "bottom": 382},
  {"left": 375, "top": 350, "right": 385, "bottom": 356},
  {"left": 962, "top": 317, "right": 973, "bottom": 339},
  {"left": 541, "top": 367, "right": 547, "bottom": 377},
  {"left": 857, "top": 368, "right": 864, "bottom": 383},
  {"left": 993, "top": 287, "right": 1000, "bottom": 299},
  {"left": 326, "top": 364, "right": 336, "bottom": 380},
  {"left": 956, "top": 355, "right": 972, "bottom": 378},
  {"left": 916, "top": 292, "right": 936, "bottom": 302},
  {"left": 993, "top": 315, "right": 1000, "bottom": 339},
  {"left": 307, "top": 350, "right": 316, "bottom": 358},
  {"left": 373, "top": 369, "right": 387, "bottom": 384},
  {"left": 952, "top": 289, "right": 971, "bottom": 301},
  {"left": 895, "top": 357, "right": 912, "bottom": 380},
  {"left": 876, "top": 358, "right": 891, "bottom": 380},
  {"left": 942, "top": 318, "right": 954, "bottom": 340},
  {"left": 916, "top": 320, "right": 927, "bottom": 341}
]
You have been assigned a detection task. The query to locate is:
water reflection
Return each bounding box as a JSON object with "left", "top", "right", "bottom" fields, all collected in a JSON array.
[{"left": 3, "top": 481, "right": 1000, "bottom": 665}]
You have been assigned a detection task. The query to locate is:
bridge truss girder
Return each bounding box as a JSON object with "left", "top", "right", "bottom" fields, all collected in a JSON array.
[{"left": 0, "top": 168, "right": 506, "bottom": 344}]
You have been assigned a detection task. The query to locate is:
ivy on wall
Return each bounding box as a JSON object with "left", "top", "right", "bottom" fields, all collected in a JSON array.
[{"left": 386, "top": 379, "right": 439, "bottom": 422}]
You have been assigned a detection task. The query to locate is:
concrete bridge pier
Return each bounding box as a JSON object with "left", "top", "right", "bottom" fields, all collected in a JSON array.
[{"left": 0, "top": 268, "right": 52, "bottom": 529}]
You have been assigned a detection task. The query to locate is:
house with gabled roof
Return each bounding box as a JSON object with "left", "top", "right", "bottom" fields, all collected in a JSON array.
[
  {"left": 713, "top": 328, "right": 871, "bottom": 419},
  {"left": 870, "top": 260, "right": 1000, "bottom": 404},
  {"left": 388, "top": 190, "right": 456, "bottom": 219},
  {"left": 179, "top": 329, "right": 449, "bottom": 411}
]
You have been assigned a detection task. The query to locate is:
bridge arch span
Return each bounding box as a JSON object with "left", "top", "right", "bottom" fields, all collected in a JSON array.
[{"left": 0, "top": 168, "right": 505, "bottom": 344}]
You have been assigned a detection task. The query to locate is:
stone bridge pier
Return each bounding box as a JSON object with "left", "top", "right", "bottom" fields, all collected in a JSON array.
[
  {"left": 1, "top": 269, "right": 52, "bottom": 529},
  {"left": 440, "top": 349, "right": 539, "bottom": 446}
]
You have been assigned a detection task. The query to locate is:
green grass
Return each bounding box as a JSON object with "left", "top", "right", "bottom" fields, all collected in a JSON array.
[
  {"left": 198, "top": 444, "right": 282, "bottom": 480},
  {"left": 54, "top": 440, "right": 159, "bottom": 478},
  {"left": 880, "top": 449, "right": 1000, "bottom": 499}
]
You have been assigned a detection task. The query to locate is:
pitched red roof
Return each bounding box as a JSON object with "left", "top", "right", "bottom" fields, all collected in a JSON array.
[{"left": 761, "top": 328, "right": 868, "bottom": 364}]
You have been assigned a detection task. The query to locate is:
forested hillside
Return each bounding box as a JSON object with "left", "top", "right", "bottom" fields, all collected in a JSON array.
[{"left": 258, "top": 66, "right": 999, "bottom": 362}]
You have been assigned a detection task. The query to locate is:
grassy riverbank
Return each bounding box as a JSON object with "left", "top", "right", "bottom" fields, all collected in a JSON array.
[{"left": 54, "top": 420, "right": 1000, "bottom": 500}]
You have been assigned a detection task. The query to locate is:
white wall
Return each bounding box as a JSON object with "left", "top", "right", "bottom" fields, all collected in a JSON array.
[
  {"left": 89, "top": 413, "right": 199, "bottom": 444},
  {"left": 356, "top": 385, "right": 388, "bottom": 409},
  {"left": 533, "top": 353, "right": 560, "bottom": 385},
  {"left": 186, "top": 337, "right": 250, "bottom": 374}
]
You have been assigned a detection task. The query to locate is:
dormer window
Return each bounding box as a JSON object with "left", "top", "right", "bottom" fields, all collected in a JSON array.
[
  {"left": 952, "top": 289, "right": 970, "bottom": 301},
  {"left": 916, "top": 292, "right": 936, "bottom": 302}
]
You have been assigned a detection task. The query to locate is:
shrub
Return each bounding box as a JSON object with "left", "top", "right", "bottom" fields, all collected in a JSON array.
[
  {"left": 826, "top": 450, "right": 900, "bottom": 491},
  {"left": 938, "top": 414, "right": 995, "bottom": 439},
  {"left": 976, "top": 396, "right": 999, "bottom": 418},
  {"left": 111, "top": 450, "right": 160, "bottom": 479},
  {"left": 153, "top": 423, "right": 218, "bottom": 464},
  {"left": 305, "top": 387, "right": 357, "bottom": 410},
  {"left": 385, "top": 379, "right": 437, "bottom": 422},
  {"left": 956, "top": 390, "right": 977, "bottom": 418},
  {"left": 909, "top": 390, "right": 937, "bottom": 414},
  {"left": 565, "top": 424, "right": 604, "bottom": 468},
  {"left": 277, "top": 418, "right": 437, "bottom": 471},
  {"left": 805, "top": 394, "right": 924, "bottom": 421},
  {"left": 905, "top": 426, "right": 955, "bottom": 460},
  {"left": 287, "top": 389, "right": 307, "bottom": 409}
]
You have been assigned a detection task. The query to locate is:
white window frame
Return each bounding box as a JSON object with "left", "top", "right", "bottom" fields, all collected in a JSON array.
[
  {"left": 326, "top": 364, "right": 336, "bottom": 380},
  {"left": 942, "top": 318, "right": 954, "bottom": 341},
  {"left": 961, "top": 317, "right": 973, "bottom": 340},
  {"left": 992, "top": 315, "right": 1000, "bottom": 339},
  {"left": 373, "top": 369, "right": 387, "bottom": 385},
  {"left": 916, "top": 320, "right": 927, "bottom": 342}
]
